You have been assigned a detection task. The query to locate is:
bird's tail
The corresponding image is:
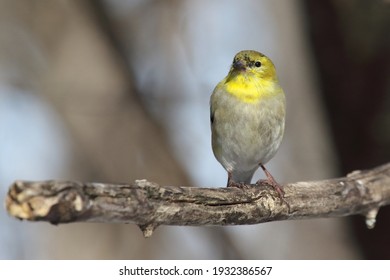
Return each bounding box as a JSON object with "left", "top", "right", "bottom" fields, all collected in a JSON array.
[{"left": 227, "top": 169, "right": 256, "bottom": 186}]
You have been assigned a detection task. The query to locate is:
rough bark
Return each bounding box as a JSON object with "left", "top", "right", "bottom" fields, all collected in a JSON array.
[{"left": 6, "top": 163, "right": 390, "bottom": 237}]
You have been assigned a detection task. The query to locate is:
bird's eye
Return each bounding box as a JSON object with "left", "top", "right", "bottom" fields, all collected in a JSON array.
[{"left": 255, "top": 61, "right": 261, "bottom": 67}]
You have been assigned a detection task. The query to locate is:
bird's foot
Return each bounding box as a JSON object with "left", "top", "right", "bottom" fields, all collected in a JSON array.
[
  {"left": 256, "top": 178, "right": 290, "bottom": 209},
  {"left": 256, "top": 179, "right": 285, "bottom": 196},
  {"left": 257, "top": 164, "right": 290, "bottom": 209}
]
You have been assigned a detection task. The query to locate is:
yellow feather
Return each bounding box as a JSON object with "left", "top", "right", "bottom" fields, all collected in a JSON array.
[{"left": 224, "top": 74, "right": 278, "bottom": 103}]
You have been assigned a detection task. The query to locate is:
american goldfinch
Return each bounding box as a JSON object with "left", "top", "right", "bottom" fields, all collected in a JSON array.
[{"left": 210, "top": 50, "right": 286, "bottom": 198}]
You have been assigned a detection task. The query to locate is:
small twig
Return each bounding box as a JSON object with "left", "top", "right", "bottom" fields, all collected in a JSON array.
[{"left": 5, "top": 163, "right": 390, "bottom": 237}]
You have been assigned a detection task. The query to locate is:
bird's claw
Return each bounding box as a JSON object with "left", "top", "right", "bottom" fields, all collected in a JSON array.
[{"left": 256, "top": 179, "right": 290, "bottom": 209}]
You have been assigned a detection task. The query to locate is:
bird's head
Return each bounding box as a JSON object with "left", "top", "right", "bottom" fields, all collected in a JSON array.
[{"left": 228, "top": 50, "right": 277, "bottom": 81}]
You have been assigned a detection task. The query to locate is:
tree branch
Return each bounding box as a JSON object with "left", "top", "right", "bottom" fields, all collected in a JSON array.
[{"left": 6, "top": 163, "right": 390, "bottom": 237}]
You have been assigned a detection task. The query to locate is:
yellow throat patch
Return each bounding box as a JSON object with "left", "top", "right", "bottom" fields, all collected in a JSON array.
[{"left": 224, "top": 74, "right": 276, "bottom": 104}]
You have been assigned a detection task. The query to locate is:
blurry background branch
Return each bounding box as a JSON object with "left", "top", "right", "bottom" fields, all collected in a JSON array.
[{"left": 6, "top": 163, "right": 390, "bottom": 237}]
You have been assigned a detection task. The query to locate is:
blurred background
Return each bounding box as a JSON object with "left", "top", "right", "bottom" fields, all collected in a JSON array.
[{"left": 1, "top": 0, "right": 389, "bottom": 259}]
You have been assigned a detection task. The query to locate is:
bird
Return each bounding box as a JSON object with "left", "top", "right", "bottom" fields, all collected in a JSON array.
[{"left": 210, "top": 50, "right": 286, "bottom": 199}]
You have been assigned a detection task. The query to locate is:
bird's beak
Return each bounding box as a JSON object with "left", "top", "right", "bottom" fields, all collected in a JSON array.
[{"left": 233, "top": 60, "right": 246, "bottom": 71}]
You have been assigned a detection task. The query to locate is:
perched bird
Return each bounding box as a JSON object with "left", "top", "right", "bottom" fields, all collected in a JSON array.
[{"left": 210, "top": 50, "right": 286, "bottom": 198}]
